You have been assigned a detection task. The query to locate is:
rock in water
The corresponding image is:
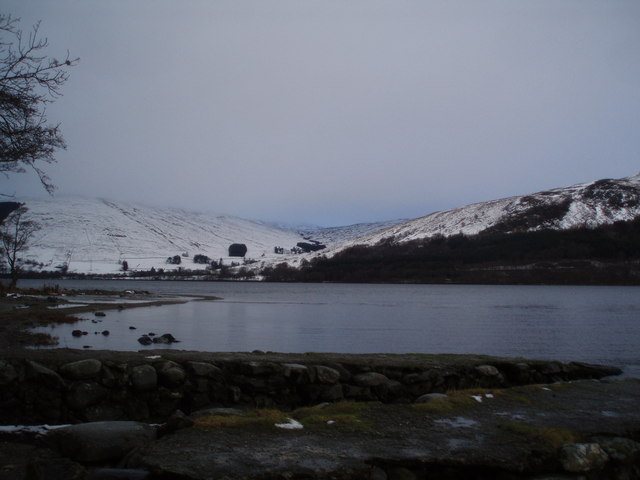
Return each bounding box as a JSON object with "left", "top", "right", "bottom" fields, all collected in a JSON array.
[{"left": 152, "top": 333, "right": 178, "bottom": 344}]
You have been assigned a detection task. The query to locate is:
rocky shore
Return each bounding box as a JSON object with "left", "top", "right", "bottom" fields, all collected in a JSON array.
[
  {"left": 0, "top": 349, "right": 624, "bottom": 425},
  {"left": 0, "top": 349, "right": 638, "bottom": 479},
  {"left": 0, "top": 290, "right": 638, "bottom": 479}
]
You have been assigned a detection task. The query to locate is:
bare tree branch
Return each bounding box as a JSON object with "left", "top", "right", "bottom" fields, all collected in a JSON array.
[{"left": 0, "top": 14, "right": 78, "bottom": 194}]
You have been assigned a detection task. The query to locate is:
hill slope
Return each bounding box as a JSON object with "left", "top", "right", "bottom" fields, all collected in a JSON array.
[
  {"left": 16, "top": 197, "right": 309, "bottom": 274},
  {"left": 12, "top": 197, "right": 398, "bottom": 275},
  {"left": 7, "top": 173, "right": 640, "bottom": 278},
  {"left": 328, "top": 173, "right": 640, "bottom": 252}
]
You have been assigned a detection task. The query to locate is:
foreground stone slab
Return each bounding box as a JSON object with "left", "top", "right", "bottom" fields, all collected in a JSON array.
[
  {"left": 127, "top": 379, "right": 640, "bottom": 479},
  {"left": 47, "top": 421, "right": 156, "bottom": 462}
]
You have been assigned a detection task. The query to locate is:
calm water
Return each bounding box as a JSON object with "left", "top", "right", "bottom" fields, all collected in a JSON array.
[{"left": 23, "top": 280, "right": 640, "bottom": 374}]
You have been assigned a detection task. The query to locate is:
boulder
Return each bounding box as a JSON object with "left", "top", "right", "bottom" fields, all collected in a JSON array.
[
  {"left": 313, "top": 366, "right": 341, "bottom": 384},
  {"left": 282, "top": 363, "right": 308, "bottom": 379},
  {"left": 325, "top": 362, "right": 351, "bottom": 382},
  {"left": 185, "top": 361, "right": 223, "bottom": 378},
  {"left": 353, "top": 372, "right": 389, "bottom": 387},
  {"left": 157, "top": 410, "right": 194, "bottom": 437},
  {"left": 137, "top": 336, "right": 152, "bottom": 346},
  {"left": 475, "top": 365, "right": 500, "bottom": 377},
  {"left": 152, "top": 333, "right": 178, "bottom": 344},
  {"left": 26, "top": 361, "right": 65, "bottom": 390},
  {"left": 66, "top": 382, "right": 108, "bottom": 410},
  {"left": 597, "top": 436, "right": 640, "bottom": 463},
  {"left": 130, "top": 365, "right": 157, "bottom": 391},
  {"left": 561, "top": 443, "right": 609, "bottom": 472},
  {"left": 46, "top": 421, "right": 156, "bottom": 463},
  {"left": 60, "top": 359, "right": 103, "bottom": 380},
  {"left": 156, "top": 361, "right": 186, "bottom": 388},
  {"left": 414, "top": 393, "right": 448, "bottom": 404}
]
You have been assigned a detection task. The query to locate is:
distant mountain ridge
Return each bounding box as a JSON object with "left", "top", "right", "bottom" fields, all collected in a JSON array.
[
  {"left": 325, "top": 173, "right": 640, "bottom": 255},
  {"left": 269, "top": 173, "right": 640, "bottom": 285}
]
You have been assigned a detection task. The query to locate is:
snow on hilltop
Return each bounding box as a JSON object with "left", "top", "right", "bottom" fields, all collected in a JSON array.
[
  {"left": 324, "top": 173, "right": 640, "bottom": 253},
  {"left": 18, "top": 197, "right": 310, "bottom": 274}
]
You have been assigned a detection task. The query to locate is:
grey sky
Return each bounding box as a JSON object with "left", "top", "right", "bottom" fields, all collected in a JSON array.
[{"left": 2, "top": 0, "right": 639, "bottom": 226}]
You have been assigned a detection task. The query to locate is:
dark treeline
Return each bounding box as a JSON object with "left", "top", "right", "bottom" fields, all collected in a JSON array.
[{"left": 261, "top": 218, "right": 640, "bottom": 285}]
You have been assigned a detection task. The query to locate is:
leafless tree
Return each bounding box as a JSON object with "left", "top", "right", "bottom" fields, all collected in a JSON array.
[
  {"left": 0, "top": 14, "right": 78, "bottom": 194},
  {"left": 0, "top": 205, "right": 39, "bottom": 289}
]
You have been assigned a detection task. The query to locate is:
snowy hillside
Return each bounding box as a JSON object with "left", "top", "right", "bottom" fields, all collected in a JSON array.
[
  {"left": 324, "top": 173, "right": 640, "bottom": 253},
  {"left": 16, "top": 197, "right": 310, "bottom": 274},
  {"left": 13, "top": 197, "right": 399, "bottom": 275},
  {"left": 9, "top": 173, "right": 640, "bottom": 275}
]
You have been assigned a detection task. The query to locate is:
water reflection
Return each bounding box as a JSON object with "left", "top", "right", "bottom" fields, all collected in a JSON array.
[{"left": 26, "top": 281, "right": 640, "bottom": 372}]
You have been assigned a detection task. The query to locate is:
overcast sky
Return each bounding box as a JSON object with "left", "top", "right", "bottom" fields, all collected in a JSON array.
[{"left": 2, "top": 1, "right": 639, "bottom": 226}]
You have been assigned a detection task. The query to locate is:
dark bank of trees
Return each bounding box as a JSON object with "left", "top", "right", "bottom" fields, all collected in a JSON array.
[{"left": 261, "top": 218, "right": 640, "bottom": 285}]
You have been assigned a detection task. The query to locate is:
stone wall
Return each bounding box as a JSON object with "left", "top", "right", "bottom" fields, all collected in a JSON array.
[{"left": 0, "top": 353, "right": 620, "bottom": 425}]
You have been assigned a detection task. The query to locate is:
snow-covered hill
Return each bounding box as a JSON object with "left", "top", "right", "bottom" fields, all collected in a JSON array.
[
  {"left": 15, "top": 197, "right": 308, "bottom": 274},
  {"left": 13, "top": 197, "right": 398, "bottom": 274},
  {"left": 9, "top": 173, "right": 640, "bottom": 275},
  {"left": 322, "top": 173, "right": 640, "bottom": 253}
]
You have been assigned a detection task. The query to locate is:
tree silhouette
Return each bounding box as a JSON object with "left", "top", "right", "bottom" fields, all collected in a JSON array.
[
  {"left": 0, "top": 205, "right": 39, "bottom": 288},
  {"left": 0, "top": 14, "right": 78, "bottom": 194}
]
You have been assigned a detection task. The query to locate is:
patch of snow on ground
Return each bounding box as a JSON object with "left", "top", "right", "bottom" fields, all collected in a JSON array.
[
  {"left": 275, "top": 418, "right": 304, "bottom": 430},
  {"left": 0, "top": 424, "right": 70, "bottom": 436}
]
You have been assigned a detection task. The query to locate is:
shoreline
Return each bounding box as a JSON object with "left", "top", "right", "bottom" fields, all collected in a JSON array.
[
  {"left": 2, "top": 288, "right": 639, "bottom": 479},
  {"left": 0, "top": 287, "right": 220, "bottom": 351}
]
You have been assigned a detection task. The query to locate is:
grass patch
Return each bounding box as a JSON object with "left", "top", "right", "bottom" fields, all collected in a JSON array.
[
  {"left": 412, "top": 388, "right": 500, "bottom": 414},
  {"left": 30, "top": 311, "right": 84, "bottom": 326},
  {"left": 292, "top": 401, "right": 376, "bottom": 431},
  {"left": 498, "top": 421, "right": 580, "bottom": 451},
  {"left": 193, "top": 402, "right": 377, "bottom": 432},
  {"left": 194, "top": 409, "right": 289, "bottom": 429}
]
